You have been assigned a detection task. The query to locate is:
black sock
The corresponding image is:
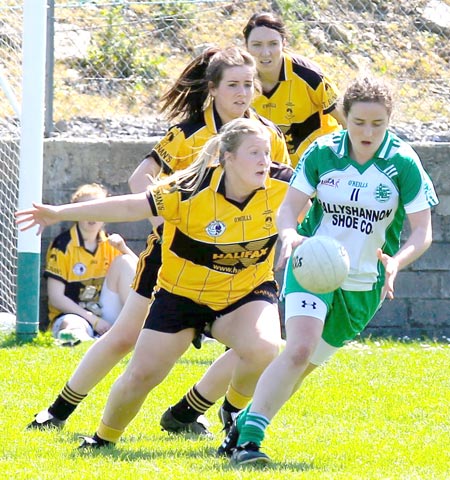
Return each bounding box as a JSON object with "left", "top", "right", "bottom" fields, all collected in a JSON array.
[
  {"left": 222, "top": 397, "right": 241, "bottom": 414},
  {"left": 171, "top": 385, "right": 214, "bottom": 423},
  {"left": 93, "top": 433, "right": 112, "bottom": 446},
  {"left": 48, "top": 383, "right": 87, "bottom": 421}
]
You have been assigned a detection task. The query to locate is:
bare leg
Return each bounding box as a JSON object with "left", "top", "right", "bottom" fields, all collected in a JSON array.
[
  {"left": 104, "top": 253, "right": 138, "bottom": 304},
  {"left": 195, "top": 349, "right": 239, "bottom": 401},
  {"left": 68, "top": 290, "right": 149, "bottom": 394},
  {"left": 212, "top": 301, "right": 282, "bottom": 398},
  {"left": 249, "top": 315, "right": 323, "bottom": 420},
  {"left": 100, "top": 328, "right": 194, "bottom": 432}
]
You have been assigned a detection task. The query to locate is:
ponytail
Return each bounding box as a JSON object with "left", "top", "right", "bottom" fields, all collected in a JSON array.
[
  {"left": 159, "top": 46, "right": 221, "bottom": 121},
  {"left": 159, "top": 45, "right": 257, "bottom": 122}
]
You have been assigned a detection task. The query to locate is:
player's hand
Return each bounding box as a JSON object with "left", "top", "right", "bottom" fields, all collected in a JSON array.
[
  {"left": 107, "top": 233, "right": 127, "bottom": 252},
  {"left": 275, "top": 229, "right": 305, "bottom": 271},
  {"left": 94, "top": 317, "right": 112, "bottom": 336},
  {"left": 15, "top": 203, "right": 61, "bottom": 235},
  {"left": 377, "top": 248, "right": 399, "bottom": 300},
  {"left": 87, "top": 312, "right": 110, "bottom": 336}
]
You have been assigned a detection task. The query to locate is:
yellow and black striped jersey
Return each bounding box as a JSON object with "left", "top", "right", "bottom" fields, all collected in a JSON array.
[
  {"left": 44, "top": 224, "right": 122, "bottom": 325},
  {"left": 252, "top": 52, "right": 341, "bottom": 167},
  {"left": 150, "top": 102, "right": 291, "bottom": 174},
  {"left": 146, "top": 162, "right": 293, "bottom": 310}
]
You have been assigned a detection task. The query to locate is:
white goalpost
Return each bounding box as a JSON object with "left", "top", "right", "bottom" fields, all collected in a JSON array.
[
  {"left": 0, "top": 0, "right": 46, "bottom": 339},
  {"left": 15, "top": 0, "right": 47, "bottom": 339}
]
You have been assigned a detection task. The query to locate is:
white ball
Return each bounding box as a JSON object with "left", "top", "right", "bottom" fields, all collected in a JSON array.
[{"left": 291, "top": 236, "right": 350, "bottom": 293}]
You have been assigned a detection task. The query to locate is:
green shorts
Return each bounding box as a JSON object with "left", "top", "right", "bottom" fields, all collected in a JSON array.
[{"left": 283, "top": 258, "right": 383, "bottom": 348}]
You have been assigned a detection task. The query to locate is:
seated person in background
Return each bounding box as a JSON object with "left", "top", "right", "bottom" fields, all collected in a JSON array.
[{"left": 45, "top": 183, "right": 138, "bottom": 345}]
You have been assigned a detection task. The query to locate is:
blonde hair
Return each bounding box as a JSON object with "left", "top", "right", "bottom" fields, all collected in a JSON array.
[
  {"left": 154, "top": 118, "right": 269, "bottom": 193},
  {"left": 71, "top": 183, "right": 108, "bottom": 204}
]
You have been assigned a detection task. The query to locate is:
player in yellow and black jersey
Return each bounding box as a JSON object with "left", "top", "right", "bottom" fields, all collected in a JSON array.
[
  {"left": 150, "top": 101, "right": 289, "bottom": 176},
  {"left": 24, "top": 46, "right": 290, "bottom": 433},
  {"left": 44, "top": 183, "right": 137, "bottom": 345},
  {"left": 243, "top": 12, "right": 346, "bottom": 167},
  {"left": 147, "top": 159, "right": 290, "bottom": 309},
  {"left": 16, "top": 118, "right": 293, "bottom": 449},
  {"left": 45, "top": 224, "right": 118, "bottom": 328}
]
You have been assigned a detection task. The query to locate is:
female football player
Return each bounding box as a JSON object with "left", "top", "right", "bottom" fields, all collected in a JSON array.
[
  {"left": 219, "top": 76, "right": 439, "bottom": 466},
  {"left": 244, "top": 11, "right": 345, "bottom": 167},
  {"left": 25, "top": 47, "right": 290, "bottom": 433},
  {"left": 17, "top": 117, "right": 293, "bottom": 449}
]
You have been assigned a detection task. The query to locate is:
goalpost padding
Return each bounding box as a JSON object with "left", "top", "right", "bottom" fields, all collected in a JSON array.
[{"left": 15, "top": 0, "right": 47, "bottom": 339}]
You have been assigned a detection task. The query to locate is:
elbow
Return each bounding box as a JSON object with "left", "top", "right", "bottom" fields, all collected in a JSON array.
[
  {"left": 417, "top": 227, "right": 433, "bottom": 257},
  {"left": 424, "top": 232, "right": 433, "bottom": 252},
  {"left": 128, "top": 173, "right": 139, "bottom": 194}
]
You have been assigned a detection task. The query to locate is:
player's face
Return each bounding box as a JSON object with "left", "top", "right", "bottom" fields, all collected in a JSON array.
[
  {"left": 347, "top": 101, "right": 390, "bottom": 164},
  {"left": 224, "top": 133, "right": 271, "bottom": 198},
  {"left": 209, "top": 66, "right": 254, "bottom": 123},
  {"left": 75, "top": 195, "right": 105, "bottom": 237},
  {"left": 78, "top": 220, "right": 104, "bottom": 239},
  {"left": 246, "top": 26, "right": 284, "bottom": 77}
]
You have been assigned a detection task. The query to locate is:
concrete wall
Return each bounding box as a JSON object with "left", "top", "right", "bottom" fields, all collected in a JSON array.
[{"left": 40, "top": 138, "right": 450, "bottom": 339}]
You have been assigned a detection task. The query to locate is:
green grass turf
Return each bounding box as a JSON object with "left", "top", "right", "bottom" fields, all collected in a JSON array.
[{"left": 0, "top": 333, "right": 449, "bottom": 479}]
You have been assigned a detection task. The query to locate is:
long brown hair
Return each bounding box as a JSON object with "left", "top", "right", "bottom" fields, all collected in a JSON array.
[{"left": 159, "top": 46, "right": 257, "bottom": 122}]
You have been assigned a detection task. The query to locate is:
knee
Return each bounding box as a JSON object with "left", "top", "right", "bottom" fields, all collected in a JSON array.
[
  {"left": 111, "top": 253, "right": 138, "bottom": 274},
  {"left": 122, "top": 361, "right": 166, "bottom": 391},
  {"left": 286, "top": 342, "right": 316, "bottom": 369},
  {"left": 245, "top": 337, "right": 280, "bottom": 368},
  {"left": 103, "top": 330, "right": 136, "bottom": 356}
]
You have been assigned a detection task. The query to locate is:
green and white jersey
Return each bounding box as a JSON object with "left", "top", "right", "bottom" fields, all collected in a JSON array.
[{"left": 291, "top": 130, "right": 439, "bottom": 291}]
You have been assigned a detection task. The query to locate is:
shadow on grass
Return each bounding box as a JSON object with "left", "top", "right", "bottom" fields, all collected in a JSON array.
[
  {"left": 176, "top": 357, "right": 215, "bottom": 366},
  {"left": 67, "top": 432, "right": 313, "bottom": 472}
]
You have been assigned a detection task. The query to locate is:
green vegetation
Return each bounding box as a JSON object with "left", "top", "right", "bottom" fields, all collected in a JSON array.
[
  {"left": 1, "top": 336, "right": 449, "bottom": 478},
  {"left": 46, "top": 0, "right": 449, "bottom": 123},
  {"left": 78, "top": 7, "right": 166, "bottom": 88},
  {"left": 1, "top": 1, "right": 448, "bottom": 122}
]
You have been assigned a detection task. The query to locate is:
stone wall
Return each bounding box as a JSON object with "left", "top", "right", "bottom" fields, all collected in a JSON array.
[{"left": 39, "top": 138, "right": 450, "bottom": 339}]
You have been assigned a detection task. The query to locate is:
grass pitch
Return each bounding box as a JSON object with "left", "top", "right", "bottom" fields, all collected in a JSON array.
[{"left": 0, "top": 334, "right": 449, "bottom": 479}]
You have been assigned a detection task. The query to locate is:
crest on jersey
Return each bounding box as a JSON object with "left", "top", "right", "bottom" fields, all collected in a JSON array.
[
  {"left": 374, "top": 183, "right": 392, "bottom": 203},
  {"left": 73, "top": 262, "right": 87, "bottom": 275},
  {"left": 206, "top": 220, "right": 226, "bottom": 237}
]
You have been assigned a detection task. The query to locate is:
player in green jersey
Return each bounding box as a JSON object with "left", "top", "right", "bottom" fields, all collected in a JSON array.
[{"left": 219, "top": 75, "right": 439, "bottom": 466}]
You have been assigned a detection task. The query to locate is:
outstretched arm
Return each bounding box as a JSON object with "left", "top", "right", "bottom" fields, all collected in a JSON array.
[{"left": 16, "top": 192, "right": 152, "bottom": 235}]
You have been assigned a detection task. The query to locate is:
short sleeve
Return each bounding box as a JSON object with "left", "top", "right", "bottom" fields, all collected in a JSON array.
[
  {"left": 44, "top": 243, "right": 69, "bottom": 282},
  {"left": 147, "top": 185, "right": 181, "bottom": 223},
  {"left": 151, "top": 125, "right": 193, "bottom": 173}
]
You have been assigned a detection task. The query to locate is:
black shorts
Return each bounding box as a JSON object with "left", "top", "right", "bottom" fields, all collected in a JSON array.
[
  {"left": 131, "top": 227, "right": 162, "bottom": 299},
  {"left": 143, "top": 280, "right": 278, "bottom": 335}
]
